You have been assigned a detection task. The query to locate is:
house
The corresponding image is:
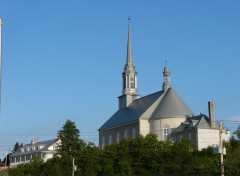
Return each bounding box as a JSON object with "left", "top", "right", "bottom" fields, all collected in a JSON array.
[
  {"left": 171, "top": 102, "right": 230, "bottom": 150},
  {"left": 9, "top": 139, "right": 60, "bottom": 168},
  {"left": 98, "top": 19, "right": 230, "bottom": 150}
]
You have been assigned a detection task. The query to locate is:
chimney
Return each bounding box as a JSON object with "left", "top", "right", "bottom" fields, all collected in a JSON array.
[
  {"left": 208, "top": 101, "right": 215, "bottom": 128},
  {"left": 31, "top": 139, "right": 37, "bottom": 145}
]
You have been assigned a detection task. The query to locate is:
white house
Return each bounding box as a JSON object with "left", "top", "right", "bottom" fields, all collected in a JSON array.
[
  {"left": 171, "top": 102, "right": 230, "bottom": 150},
  {"left": 9, "top": 139, "right": 60, "bottom": 168}
]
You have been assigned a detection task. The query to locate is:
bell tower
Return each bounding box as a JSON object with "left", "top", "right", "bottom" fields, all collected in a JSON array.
[{"left": 118, "top": 17, "right": 139, "bottom": 109}]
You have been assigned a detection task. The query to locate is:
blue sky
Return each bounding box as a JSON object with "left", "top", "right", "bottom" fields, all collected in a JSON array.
[{"left": 0, "top": 0, "right": 240, "bottom": 159}]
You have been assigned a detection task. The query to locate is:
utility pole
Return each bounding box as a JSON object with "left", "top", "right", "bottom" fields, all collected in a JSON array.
[
  {"left": 219, "top": 122, "right": 224, "bottom": 176},
  {"left": 0, "top": 17, "right": 3, "bottom": 112},
  {"left": 72, "top": 157, "right": 77, "bottom": 176}
]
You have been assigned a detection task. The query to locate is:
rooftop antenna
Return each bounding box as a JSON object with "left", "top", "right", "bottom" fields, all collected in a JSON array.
[{"left": 0, "top": 17, "right": 3, "bottom": 113}]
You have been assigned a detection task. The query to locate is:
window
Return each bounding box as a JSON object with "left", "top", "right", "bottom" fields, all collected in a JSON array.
[
  {"left": 189, "top": 133, "right": 192, "bottom": 140},
  {"left": 131, "top": 78, "right": 134, "bottom": 88},
  {"left": 109, "top": 134, "right": 112, "bottom": 145},
  {"left": 124, "top": 130, "right": 128, "bottom": 138},
  {"left": 127, "top": 75, "right": 129, "bottom": 88},
  {"left": 180, "top": 134, "right": 183, "bottom": 141},
  {"left": 102, "top": 136, "right": 105, "bottom": 149},
  {"left": 163, "top": 124, "right": 170, "bottom": 141},
  {"left": 117, "top": 132, "right": 120, "bottom": 143},
  {"left": 132, "top": 128, "right": 136, "bottom": 138}
]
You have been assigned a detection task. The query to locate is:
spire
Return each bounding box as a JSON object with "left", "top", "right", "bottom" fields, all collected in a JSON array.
[
  {"left": 122, "top": 17, "right": 138, "bottom": 96},
  {"left": 163, "top": 61, "right": 171, "bottom": 92},
  {"left": 126, "top": 16, "right": 132, "bottom": 66}
]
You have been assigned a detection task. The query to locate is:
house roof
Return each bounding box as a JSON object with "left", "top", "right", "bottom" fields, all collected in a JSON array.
[
  {"left": 10, "top": 139, "right": 58, "bottom": 157},
  {"left": 99, "top": 87, "right": 194, "bottom": 131}
]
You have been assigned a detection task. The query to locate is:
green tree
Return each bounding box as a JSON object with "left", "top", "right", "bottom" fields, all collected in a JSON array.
[
  {"left": 8, "top": 157, "right": 44, "bottom": 176},
  {"left": 57, "top": 119, "right": 85, "bottom": 156},
  {"left": 76, "top": 142, "right": 101, "bottom": 176},
  {"left": 12, "top": 142, "right": 23, "bottom": 153},
  {"left": 41, "top": 157, "right": 65, "bottom": 176},
  {"left": 56, "top": 119, "right": 86, "bottom": 175}
]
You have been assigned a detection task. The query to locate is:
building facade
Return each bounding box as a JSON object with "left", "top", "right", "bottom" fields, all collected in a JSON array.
[
  {"left": 9, "top": 139, "right": 60, "bottom": 168},
  {"left": 98, "top": 20, "right": 230, "bottom": 150}
]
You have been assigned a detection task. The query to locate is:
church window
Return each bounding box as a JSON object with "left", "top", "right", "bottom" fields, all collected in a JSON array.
[
  {"left": 131, "top": 78, "right": 134, "bottom": 88},
  {"left": 163, "top": 124, "right": 170, "bottom": 141},
  {"left": 132, "top": 128, "right": 136, "bottom": 138},
  {"left": 179, "top": 134, "right": 183, "bottom": 141},
  {"left": 188, "top": 133, "right": 192, "bottom": 140},
  {"left": 124, "top": 130, "right": 128, "bottom": 138},
  {"left": 102, "top": 136, "right": 105, "bottom": 149},
  {"left": 126, "top": 75, "right": 129, "bottom": 88},
  {"left": 117, "top": 132, "right": 120, "bottom": 143},
  {"left": 109, "top": 134, "right": 112, "bottom": 145}
]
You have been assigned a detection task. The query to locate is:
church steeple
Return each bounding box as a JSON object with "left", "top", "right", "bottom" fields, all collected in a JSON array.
[
  {"left": 122, "top": 17, "right": 138, "bottom": 96},
  {"left": 118, "top": 18, "right": 139, "bottom": 110},
  {"left": 163, "top": 62, "right": 171, "bottom": 92}
]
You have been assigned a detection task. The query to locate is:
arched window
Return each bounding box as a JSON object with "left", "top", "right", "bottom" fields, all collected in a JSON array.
[
  {"left": 124, "top": 130, "right": 128, "bottom": 138},
  {"left": 163, "top": 124, "right": 170, "bottom": 141},
  {"left": 132, "top": 128, "right": 136, "bottom": 138},
  {"left": 102, "top": 136, "right": 105, "bottom": 149},
  {"left": 116, "top": 132, "right": 120, "bottom": 143},
  {"left": 109, "top": 134, "right": 112, "bottom": 145}
]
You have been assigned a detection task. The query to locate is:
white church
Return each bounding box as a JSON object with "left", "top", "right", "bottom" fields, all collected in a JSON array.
[{"left": 98, "top": 20, "right": 230, "bottom": 150}]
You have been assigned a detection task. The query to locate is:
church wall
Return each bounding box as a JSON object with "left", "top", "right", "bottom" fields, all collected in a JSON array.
[
  {"left": 99, "top": 121, "right": 139, "bottom": 149},
  {"left": 150, "top": 117, "right": 186, "bottom": 141},
  {"left": 139, "top": 119, "right": 150, "bottom": 136}
]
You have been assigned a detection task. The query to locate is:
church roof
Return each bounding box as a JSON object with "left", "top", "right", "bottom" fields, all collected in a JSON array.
[
  {"left": 150, "top": 88, "right": 194, "bottom": 119},
  {"left": 99, "top": 91, "right": 163, "bottom": 131},
  {"left": 99, "top": 87, "right": 194, "bottom": 131}
]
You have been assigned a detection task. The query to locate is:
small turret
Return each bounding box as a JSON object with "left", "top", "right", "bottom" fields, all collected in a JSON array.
[{"left": 162, "top": 63, "right": 171, "bottom": 92}]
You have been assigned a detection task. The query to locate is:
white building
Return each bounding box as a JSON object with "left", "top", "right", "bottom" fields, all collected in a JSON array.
[
  {"left": 171, "top": 102, "right": 230, "bottom": 150},
  {"left": 98, "top": 19, "right": 230, "bottom": 150},
  {"left": 9, "top": 139, "right": 60, "bottom": 168}
]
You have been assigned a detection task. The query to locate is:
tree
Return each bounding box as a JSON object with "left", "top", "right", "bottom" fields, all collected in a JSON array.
[
  {"left": 57, "top": 119, "right": 85, "bottom": 157},
  {"left": 56, "top": 119, "right": 86, "bottom": 175},
  {"left": 8, "top": 157, "right": 44, "bottom": 176},
  {"left": 12, "top": 142, "right": 23, "bottom": 153}
]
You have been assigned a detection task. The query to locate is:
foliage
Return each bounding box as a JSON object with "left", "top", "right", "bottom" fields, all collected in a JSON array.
[
  {"left": 8, "top": 120, "right": 240, "bottom": 176},
  {"left": 56, "top": 119, "right": 85, "bottom": 157},
  {"left": 8, "top": 157, "right": 44, "bottom": 176}
]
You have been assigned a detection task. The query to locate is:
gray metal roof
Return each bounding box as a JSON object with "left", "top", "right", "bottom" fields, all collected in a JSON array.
[
  {"left": 99, "top": 87, "right": 195, "bottom": 131},
  {"left": 150, "top": 88, "right": 194, "bottom": 119},
  {"left": 99, "top": 91, "right": 164, "bottom": 131}
]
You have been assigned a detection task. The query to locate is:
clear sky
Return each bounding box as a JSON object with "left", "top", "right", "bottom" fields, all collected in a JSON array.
[{"left": 0, "top": 0, "right": 239, "bottom": 159}]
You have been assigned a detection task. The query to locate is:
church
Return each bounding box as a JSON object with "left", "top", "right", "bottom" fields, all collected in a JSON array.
[{"left": 98, "top": 20, "right": 230, "bottom": 150}]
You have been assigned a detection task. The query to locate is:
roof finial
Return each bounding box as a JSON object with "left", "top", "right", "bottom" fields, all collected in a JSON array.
[
  {"left": 165, "top": 60, "right": 168, "bottom": 66},
  {"left": 128, "top": 16, "right": 131, "bottom": 24}
]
